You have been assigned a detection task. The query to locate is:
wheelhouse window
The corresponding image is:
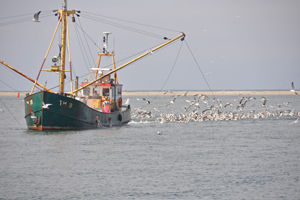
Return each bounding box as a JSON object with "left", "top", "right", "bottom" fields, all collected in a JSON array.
[
  {"left": 93, "top": 88, "right": 100, "bottom": 96},
  {"left": 102, "top": 88, "right": 110, "bottom": 96},
  {"left": 83, "top": 87, "right": 90, "bottom": 96}
]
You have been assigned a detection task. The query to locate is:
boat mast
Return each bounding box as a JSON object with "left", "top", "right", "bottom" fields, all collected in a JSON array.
[{"left": 59, "top": 0, "right": 67, "bottom": 94}]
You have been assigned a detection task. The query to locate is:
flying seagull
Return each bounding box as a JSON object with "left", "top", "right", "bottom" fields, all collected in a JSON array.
[
  {"left": 290, "top": 82, "right": 298, "bottom": 94},
  {"left": 260, "top": 97, "right": 268, "bottom": 107},
  {"left": 42, "top": 102, "right": 52, "bottom": 109},
  {"left": 153, "top": 106, "right": 160, "bottom": 112},
  {"left": 163, "top": 90, "right": 175, "bottom": 95},
  {"left": 32, "top": 11, "right": 41, "bottom": 22},
  {"left": 143, "top": 98, "right": 150, "bottom": 104},
  {"left": 124, "top": 98, "right": 130, "bottom": 105},
  {"left": 182, "top": 90, "right": 189, "bottom": 97}
]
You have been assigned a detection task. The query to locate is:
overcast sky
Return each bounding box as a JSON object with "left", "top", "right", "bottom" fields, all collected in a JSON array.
[{"left": 0, "top": 0, "right": 299, "bottom": 92}]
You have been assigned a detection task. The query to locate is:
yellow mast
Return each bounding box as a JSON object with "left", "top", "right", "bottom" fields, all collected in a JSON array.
[
  {"left": 67, "top": 13, "right": 73, "bottom": 93},
  {"left": 57, "top": 0, "right": 75, "bottom": 94},
  {"left": 59, "top": 1, "right": 67, "bottom": 95}
]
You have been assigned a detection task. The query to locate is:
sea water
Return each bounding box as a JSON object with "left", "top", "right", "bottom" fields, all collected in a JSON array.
[{"left": 0, "top": 94, "right": 299, "bottom": 199}]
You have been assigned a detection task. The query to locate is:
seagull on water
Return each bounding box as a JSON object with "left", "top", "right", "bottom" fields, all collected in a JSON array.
[
  {"left": 32, "top": 11, "right": 41, "bottom": 22},
  {"left": 157, "top": 131, "right": 162, "bottom": 135},
  {"left": 290, "top": 82, "right": 298, "bottom": 94},
  {"left": 42, "top": 102, "right": 52, "bottom": 109}
]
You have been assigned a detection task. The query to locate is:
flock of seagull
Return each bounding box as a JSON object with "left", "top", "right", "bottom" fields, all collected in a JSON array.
[{"left": 130, "top": 91, "right": 299, "bottom": 126}]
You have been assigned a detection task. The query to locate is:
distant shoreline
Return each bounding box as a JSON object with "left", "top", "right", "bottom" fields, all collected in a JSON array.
[{"left": 0, "top": 91, "right": 298, "bottom": 96}]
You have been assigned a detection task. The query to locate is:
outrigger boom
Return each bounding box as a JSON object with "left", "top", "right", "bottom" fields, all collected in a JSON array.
[
  {"left": 70, "top": 32, "right": 185, "bottom": 95},
  {"left": 0, "top": 60, "right": 53, "bottom": 93}
]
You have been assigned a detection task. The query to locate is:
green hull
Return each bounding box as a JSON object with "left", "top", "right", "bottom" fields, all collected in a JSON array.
[{"left": 24, "top": 91, "right": 131, "bottom": 130}]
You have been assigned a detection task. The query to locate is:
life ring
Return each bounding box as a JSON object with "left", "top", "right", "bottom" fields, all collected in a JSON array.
[{"left": 119, "top": 97, "right": 122, "bottom": 107}]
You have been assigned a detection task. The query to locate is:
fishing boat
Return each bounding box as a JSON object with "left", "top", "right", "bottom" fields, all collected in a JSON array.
[{"left": 0, "top": 0, "right": 185, "bottom": 130}]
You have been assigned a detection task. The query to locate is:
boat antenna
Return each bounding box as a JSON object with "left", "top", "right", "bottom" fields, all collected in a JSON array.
[{"left": 63, "top": 0, "right": 67, "bottom": 10}]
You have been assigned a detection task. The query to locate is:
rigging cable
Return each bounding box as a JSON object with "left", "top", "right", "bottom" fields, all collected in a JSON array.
[
  {"left": 73, "top": 22, "right": 92, "bottom": 73},
  {"left": 145, "top": 40, "right": 184, "bottom": 108},
  {"left": 0, "top": 79, "right": 22, "bottom": 93},
  {"left": 0, "top": 10, "right": 53, "bottom": 20},
  {"left": 80, "top": 13, "right": 165, "bottom": 40},
  {"left": 82, "top": 11, "right": 182, "bottom": 33},
  {"left": 73, "top": 21, "right": 98, "bottom": 48},
  {"left": 0, "top": 63, "right": 43, "bottom": 92},
  {"left": 0, "top": 10, "right": 54, "bottom": 26},
  {"left": 77, "top": 18, "right": 96, "bottom": 65},
  {"left": 184, "top": 39, "right": 229, "bottom": 125},
  {"left": 184, "top": 40, "right": 216, "bottom": 100},
  {"left": 0, "top": 98, "right": 21, "bottom": 125}
]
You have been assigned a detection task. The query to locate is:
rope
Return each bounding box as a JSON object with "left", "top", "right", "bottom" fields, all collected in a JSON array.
[
  {"left": 0, "top": 98, "right": 21, "bottom": 125},
  {"left": 0, "top": 79, "right": 21, "bottom": 93},
  {"left": 0, "top": 10, "right": 54, "bottom": 26},
  {"left": 184, "top": 39, "right": 216, "bottom": 100},
  {"left": 77, "top": 18, "right": 96, "bottom": 64},
  {"left": 73, "top": 22, "right": 91, "bottom": 73},
  {"left": 184, "top": 39, "right": 230, "bottom": 125},
  {"left": 82, "top": 11, "right": 182, "bottom": 33},
  {"left": 0, "top": 63, "right": 42, "bottom": 92},
  {"left": 0, "top": 10, "right": 53, "bottom": 20},
  {"left": 80, "top": 13, "right": 165, "bottom": 39},
  {"left": 73, "top": 21, "right": 98, "bottom": 48},
  {"left": 146, "top": 41, "right": 183, "bottom": 107},
  {"left": 44, "top": 72, "right": 50, "bottom": 87}
]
